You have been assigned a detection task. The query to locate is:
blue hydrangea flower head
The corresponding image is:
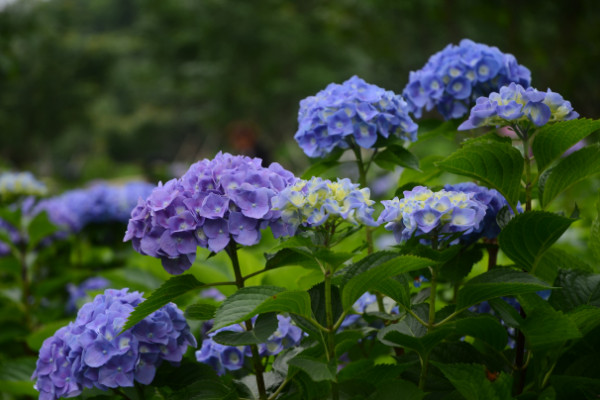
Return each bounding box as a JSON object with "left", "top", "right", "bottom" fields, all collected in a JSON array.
[
  {"left": 444, "top": 182, "right": 521, "bottom": 242},
  {"left": 271, "top": 177, "right": 378, "bottom": 234},
  {"left": 0, "top": 171, "right": 47, "bottom": 202},
  {"left": 403, "top": 39, "right": 531, "bottom": 120},
  {"left": 32, "top": 288, "right": 196, "bottom": 400},
  {"left": 458, "top": 83, "right": 578, "bottom": 130},
  {"left": 295, "top": 76, "right": 418, "bottom": 158},
  {"left": 124, "top": 152, "right": 298, "bottom": 275},
  {"left": 34, "top": 182, "right": 154, "bottom": 234},
  {"left": 378, "top": 186, "right": 487, "bottom": 244},
  {"left": 196, "top": 315, "right": 303, "bottom": 375},
  {"left": 340, "top": 291, "right": 378, "bottom": 328},
  {"left": 66, "top": 277, "right": 111, "bottom": 314}
]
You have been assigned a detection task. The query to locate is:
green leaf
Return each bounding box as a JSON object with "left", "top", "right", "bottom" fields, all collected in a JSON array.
[
  {"left": 455, "top": 268, "right": 552, "bottom": 310},
  {"left": 342, "top": 255, "right": 433, "bottom": 310},
  {"left": 399, "top": 155, "right": 445, "bottom": 186},
  {"left": 439, "top": 246, "right": 483, "bottom": 284},
  {"left": 213, "top": 287, "right": 312, "bottom": 330},
  {"left": 309, "top": 282, "right": 343, "bottom": 328},
  {"left": 0, "top": 357, "right": 37, "bottom": 396},
  {"left": 568, "top": 306, "right": 600, "bottom": 336},
  {"left": 540, "top": 144, "right": 600, "bottom": 207},
  {"left": 532, "top": 118, "right": 600, "bottom": 173},
  {"left": 212, "top": 286, "right": 282, "bottom": 330},
  {"left": 184, "top": 303, "right": 217, "bottom": 320},
  {"left": 416, "top": 118, "right": 461, "bottom": 140},
  {"left": 454, "top": 315, "right": 508, "bottom": 351},
  {"left": 373, "top": 145, "right": 420, "bottom": 171},
  {"left": 213, "top": 313, "right": 278, "bottom": 346},
  {"left": 551, "top": 376, "right": 600, "bottom": 400},
  {"left": 26, "top": 319, "right": 73, "bottom": 351},
  {"left": 591, "top": 194, "right": 600, "bottom": 260},
  {"left": 121, "top": 274, "right": 205, "bottom": 332},
  {"left": 436, "top": 139, "right": 523, "bottom": 212},
  {"left": 27, "top": 210, "right": 59, "bottom": 249},
  {"left": 498, "top": 211, "right": 574, "bottom": 274},
  {"left": 372, "top": 275, "right": 411, "bottom": 308},
  {"left": 170, "top": 380, "right": 239, "bottom": 400},
  {"left": 339, "top": 251, "right": 401, "bottom": 287},
  {"left": 288, "top": 355, "right": 337, "bottom": 382},
  {"left": 518, "top": 293, "right": 582, "bottom": 350},
  {"left": 432, "top": 362, "right": 513, "bottom": 400},
  {"left": 534, "top": 248, "right": 593, "bottom": 283},
  {"left": 550, "top": 269, "right": 600, "bottom": 312},
  {"left": 372, "top": 379, "right": 425, "bottom": 400},
  {"left": 264, "top": 247, "right": 318, "bottom": 270}
]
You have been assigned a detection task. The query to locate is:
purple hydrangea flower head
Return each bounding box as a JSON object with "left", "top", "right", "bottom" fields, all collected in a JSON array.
[
  {"left": 124, "top": 153, "right": 298, "bottom": 275},
  {"left": 378, "top": 186, "right": 487, "bottom": 244},
  {"left": 295, "top": 76, "right": 418, "bottom": 158},
  {"left": 271, "top": 177, "right": 378, "bottom": 234},
  {"left": 196, "top": 315, "right": 303, "bottom": 375},
  {"left": 34, "top": 182, "right": 154, "bottom": 234},
  {"left": 66, "top": 277, "right": 111, "bottom": 314},
  {"left": 458, "top": 83, "right": 578, "bottom": 130},
  {"left": 403, "top": 39, "right": 531, "bottom": 120},
  {"left": 32, "top": 288, "right": 196, "bottom": 399},
  {"left": 444, "top": 182, "right": 522, "bottom": 242},
  {"left": 0, "top": 171, "right": 47, "bottom": 202}
]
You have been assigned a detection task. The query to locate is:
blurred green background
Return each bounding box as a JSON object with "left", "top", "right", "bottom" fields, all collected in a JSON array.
[{"left": 1, "top": 0, "right": 599, "bottom": 183}]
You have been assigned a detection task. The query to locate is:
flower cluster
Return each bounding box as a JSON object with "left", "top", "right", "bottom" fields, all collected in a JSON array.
[
  {"left": 0, "top": 171, "right": 47, "bottom": 202},
  {"left": 124, "top": 152, "right": 298, "bottom": 275},
  {"left": 35, "top": 182, "right": 154, "bottom": 234},
  {"left": 32, "top": 289, "right": 196, "bottom": 400},
  {"left": 65, "top": 277, "right": 111, "bottom": 314},
  {"left": 458, "top": 83, "right": 579, "bottom": 130},
  {"left": 444, "top": 182, "right": 519, "bottom": 242},
  {"left": 196, "top": 315, "right": 303, "bottom": 375},
  {"left": 295, "top": 76, "right": 418, "bottom": 158},
  {"left": 0, "top": 217, "right": 22, "bottom": 256},
  {"left": 403, "top": 39, "right": 531, "bottom": 120},
  {"left": 378, "top": 186, "right": 487, "bottom": 244},
  {"left": 271, "top": 177, "right": 378, "bottom": 234}
]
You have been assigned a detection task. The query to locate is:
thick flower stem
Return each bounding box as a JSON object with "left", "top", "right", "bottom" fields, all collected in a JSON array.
[
  {"left": 226, "top": 243, "right": 268, "bottom": 400},
  {"left": 324, "top": 269, "right": 339, "bottom": 400}
]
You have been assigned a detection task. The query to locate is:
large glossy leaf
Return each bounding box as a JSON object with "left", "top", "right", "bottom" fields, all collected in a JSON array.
[
  {"left": 454, "top": 315, "right": 508, "bottom": 351},
  {"left": 534, "top": 247, "right": 593, "bottom": 283},
  {"left": 436, "top": 138, "right": 523, "bottom": 212},
  {"left": 532, "top": 118, "right": 600, "bottom": 172},
  {"left": 518, "top": 293, "right": 582, "bottom": 350},
  {"left": 213, "top": 313, "right": 278, "bottom": 346},
  {"left": 342, "top": 255, "right": 433, "bottom": 310},
  {"left": 432, "top": 362, "right": 513, "bottom": 400},
  {"left": 212, "top": 287, "right": 312, "bottom": 330},
  {"left": 455, "top": 268, "right": 551, "bottom": 311},
  {"left": 591, "top": 194, "right": 600, "bottom": 260},
  {"left": 339, "top": 251, "right": 401, "bottom": 287},
  {"left": 540, "top": 144, "right": 600, "bottom": 207},
  {"left": 288, "top": 355, "right": 337, "bottom": 382},
  {"left": 121, "top": 274, "right": 205, "bottom": 332},
  {"left": 498, "top": 211, "right": 574, "bottom": 274},
  {"left": 550, "top": 269, "right": 600, "bottom": 312},
  {"left": 373, "top": 145, "right": 420, "bottom": 171},
  {"left": 184, "top": 303, "right": 217, "bottom": 321}
]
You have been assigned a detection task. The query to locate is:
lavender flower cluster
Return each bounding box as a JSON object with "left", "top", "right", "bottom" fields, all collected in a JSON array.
[
  {"left": 124, "top": 152, "right": 298, "bottom": 275},
  {"left": 295, "top": 76, "right": 418, "bottom": 158},
  {"left": 340, "top": 292, "right": 378, "bottom": 328},
  {"left": 0, "top": 217, "right": 21, "bottom": 256},
  {"left": 196, "top": 315, "right": 303, "bottom": 375},
  {"left": 32, "top": 289, "right": 196, "bottom": 400},
  {"left": 458, "top": 82, "right": 579, "bottom": 130},
  {"left": 403, "top": 39, "right": 531, "bottom": 120},
  {"left": 34, "top": 182, "right": 154, "bottom": 234},
  {"left": 65, "top": 277, "right": 111, "bottom": 314},
  {"left": 271, "top": 177, "right": 378, "bottom": 233},
  {"left": 444, "top": 182, "right": 519, "bottom": 242},
  {"left": 378, "top": 186, "right": 487, "bottom": 244},
  {"left": 0, "top": 171, "right": 47, "bottom": 202}
]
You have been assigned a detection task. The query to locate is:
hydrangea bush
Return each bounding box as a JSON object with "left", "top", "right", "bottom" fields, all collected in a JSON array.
[{"left": 14, "top": 39, "right": 600, "bottom": 400}]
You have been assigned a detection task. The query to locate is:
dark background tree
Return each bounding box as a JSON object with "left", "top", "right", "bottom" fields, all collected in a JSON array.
[{"left": 1, "top": 0, "right": 598, "bottom": 183}]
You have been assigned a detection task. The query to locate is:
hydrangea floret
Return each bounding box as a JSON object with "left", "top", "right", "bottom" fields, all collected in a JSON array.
[
  {"left": 340, "top": 292, "right": 378, "bottom": 328},
  {"left": 444, "top": 182, "right": 520, "bottom": 242},
  {"left": 0, "top": 171, "right": 47, "bottom": 202},
  {"left": 65, "top": 277, "right": 111, "bottom": 313},
  {"left": 458, "top": 82, "right": 579, "bottom": 130},
  {"left": 378, "top": 186, "right": 487, "bottom": 244},
  {"left": 32, "top": 288, "right": 196, "bottom": 400},
  {"left": 403, "top": 39, "right": 531, "bottom": 120},
  {"left": 124, "top": 152, "right": 298, "bottom": 275},
  {"left": 196, "top": 315, "right": 303, "bottom": 375},
  {"left": 271, "top": 177, "right": 378, "bottom": 234},
  {"left": 295, "top": 75, "right": 418, "bottom": 158}
]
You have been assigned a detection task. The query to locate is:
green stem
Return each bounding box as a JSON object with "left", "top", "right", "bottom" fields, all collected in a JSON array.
[
  {"left": 226, "top": 243, "right": 268, "bottom": 400},
  {"left": 419, "top": 237, "right": 439, "bottom": 390},
  {"left": 18, "top": 245, "right": 32, "bottom": 330},
  {"left": 324, "top": 268, "right": 339, "bottom": 400},
  {"left": 134, "top": 381, "right": 146, "bottom": 400}
]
